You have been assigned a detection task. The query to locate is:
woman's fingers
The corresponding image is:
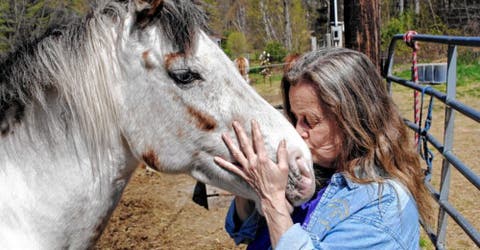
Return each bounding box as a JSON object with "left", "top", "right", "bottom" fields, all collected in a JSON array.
[
  {"left": 214, "top": 156, "right": 249, "bottom": 181},
  {"left": 277, "top": 139, "right": 288, "bottom": 171},
  {"left": 251, "top": 120, "right": 268, "bottom": 159},
  {"left": 232, "top": 121, "right": 256, "bottom": 160},
  {"left": 221, "top": 133, "right": 249, "bottom": 167}
]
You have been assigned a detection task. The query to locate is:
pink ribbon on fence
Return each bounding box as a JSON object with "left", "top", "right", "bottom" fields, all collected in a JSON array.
[{"left": 403, "top": 30, "right": 420, "bottom": 147}]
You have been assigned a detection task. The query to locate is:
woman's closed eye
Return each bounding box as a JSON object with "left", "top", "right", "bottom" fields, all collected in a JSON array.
[
  {"left": 302, "top": 116, "right": 312, "bottom": 129},
  {"left": 296, "top": 116, "right": 313, "bottom": 130}
]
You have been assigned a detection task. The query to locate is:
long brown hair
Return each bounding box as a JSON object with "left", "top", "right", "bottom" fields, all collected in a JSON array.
[{"left": 281, "top": 48, "right": 432, "bottom": 224}]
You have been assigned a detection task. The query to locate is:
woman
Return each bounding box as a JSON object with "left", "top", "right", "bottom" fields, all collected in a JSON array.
[{"left": 214, "top": 48, "right": 432, "bottom": 249}]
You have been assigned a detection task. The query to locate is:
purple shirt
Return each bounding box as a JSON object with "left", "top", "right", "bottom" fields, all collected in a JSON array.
[{"left": 246, "top": 186, "right": 328, "bottom": 250}]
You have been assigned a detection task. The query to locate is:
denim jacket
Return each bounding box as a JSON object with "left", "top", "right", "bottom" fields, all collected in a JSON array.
[{"left": 225, "top": 173, "right": 420, "bottom": 250}]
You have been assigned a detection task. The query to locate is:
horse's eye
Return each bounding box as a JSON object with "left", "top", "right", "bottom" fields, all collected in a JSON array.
[{"left": 168, "top": 69, "right": 203, "bottom": 86}]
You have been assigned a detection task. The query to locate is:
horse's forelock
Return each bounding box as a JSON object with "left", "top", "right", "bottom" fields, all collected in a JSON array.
[{"left": 134, "top": 0, "right": 207, "bottom": 53}]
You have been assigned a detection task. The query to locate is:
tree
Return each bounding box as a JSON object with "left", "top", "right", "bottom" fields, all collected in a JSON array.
[
  {"left": 0, "top": 0, "right": 88, "bottom": 55},
  {"left": 283, "top": 0, "right": 292, "bottom": 50},
  {"left": 290, "top": 0, "right": 310, "bottom": 51},
  {"left": 259, "top": 0, "right": 278, "bottom": 42},
  {"left": 225, "top": 0, "right": 248, "bottom": 34},
  {"left": 202, "top": 0, "right": 222, "bottom": 33},
  {"left": 344, "top": 0, "right": 381, "bottom": 71}
]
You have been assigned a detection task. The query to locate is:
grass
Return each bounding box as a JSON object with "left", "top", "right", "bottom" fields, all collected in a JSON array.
[{"left": 392, "top": 61, "right": 480, "bottom": 98}]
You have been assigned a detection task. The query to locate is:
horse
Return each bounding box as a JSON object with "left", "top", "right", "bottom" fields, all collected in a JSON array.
[
  {"left": 233, "top": 56, "right": 250, "bottom": 84},
  {"left": 0, "top": 0, "right": 315, "bottom": 249}
]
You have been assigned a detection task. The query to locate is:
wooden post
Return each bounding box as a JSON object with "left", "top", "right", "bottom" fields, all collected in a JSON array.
[{"left": 344, "top": 0, "right": 381, "bottom": 71}]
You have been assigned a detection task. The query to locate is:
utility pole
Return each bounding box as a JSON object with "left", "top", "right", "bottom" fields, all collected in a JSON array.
[{"left": 330, "top": 0, "right": 344, "bottom": 47}]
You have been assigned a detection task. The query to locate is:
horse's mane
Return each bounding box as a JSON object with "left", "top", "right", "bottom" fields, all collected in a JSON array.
[{"left": 0, "top": 0, "right": 207, "bottom": 169}]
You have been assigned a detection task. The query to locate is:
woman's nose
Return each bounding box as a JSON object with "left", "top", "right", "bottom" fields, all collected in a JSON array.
[{"left": 295, "top": 123, "right": 308, "bottom": 139}]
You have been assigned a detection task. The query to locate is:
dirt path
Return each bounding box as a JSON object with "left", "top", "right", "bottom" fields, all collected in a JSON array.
[{"left": 95, "top": 168, "right": 246, "bottom": 250}]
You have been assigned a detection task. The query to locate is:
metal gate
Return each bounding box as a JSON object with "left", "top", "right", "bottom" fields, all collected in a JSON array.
[{"left": 383, "top": 34, "right": 480, "bottom": 249}]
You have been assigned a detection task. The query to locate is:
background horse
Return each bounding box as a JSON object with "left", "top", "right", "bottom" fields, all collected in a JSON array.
[
  {"left": 233, "top": 56, "right": 250, "bottom": 84},
  {"left": 0, "top": 0, "right": 315, "bottom": 249}
]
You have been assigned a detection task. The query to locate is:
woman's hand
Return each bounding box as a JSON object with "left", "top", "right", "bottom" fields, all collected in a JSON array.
[
  {"left": 214, "top": 120, "right": 293, "bottom": 247},
  {"left": 214, "top": 120, "right": 289, "bottom": 206}
]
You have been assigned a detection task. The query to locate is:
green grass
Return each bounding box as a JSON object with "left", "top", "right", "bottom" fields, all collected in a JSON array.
[
  {"left": 249, "top": 71, "right": 283, "bottom": 87},
  {"left": 457, "top": 63, "right": 480, "bottom": 86},
  {"left": 419, "top": 236, "right": 435, "bottom": 250},
  {"left": 392, "top": 62, "right": 480, "bottom": 98}
]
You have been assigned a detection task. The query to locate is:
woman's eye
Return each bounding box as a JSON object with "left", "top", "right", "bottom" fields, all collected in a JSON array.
[
  {"left": 302, "top": 116, "right": 312, "bottom": 128},
  {"left": 168, "top": 69, "right": 203, "bottom": 86}
]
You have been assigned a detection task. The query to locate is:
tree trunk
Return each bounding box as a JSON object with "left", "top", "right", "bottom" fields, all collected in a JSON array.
[
  {"left": 344, "top": 0, "right": 381, "bottom": 71},
  {"left": 235, "top": 0, "right": 247, "bottom": 34},
  {"left": 414, "top": 0, "right": 420, "bottom": 14},
  {"left": 399, "top": 0, "right": 404, "bottom": 14},
  {"left": 259, "top": 0, "right": 278, "bottom": 42},
  {"left": 283, "top": 0, "right": 293, "bottom": 50}
]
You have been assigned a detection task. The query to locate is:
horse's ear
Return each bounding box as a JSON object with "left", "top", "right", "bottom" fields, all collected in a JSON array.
[{"left": 134, "top": 0, "right": 164, "bottom": 28}]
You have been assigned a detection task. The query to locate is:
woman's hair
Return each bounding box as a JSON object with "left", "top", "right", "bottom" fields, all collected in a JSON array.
[{"left": 281, "top": 48, "right": 432, "bottom": 224}]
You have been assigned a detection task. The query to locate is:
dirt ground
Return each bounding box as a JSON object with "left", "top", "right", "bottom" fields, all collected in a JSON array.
[
  {"left": 95, "top": 81, "right": 479, "bottom": 250},
  {"left": 95, "top": 167, "right": 246, "bottom": 250}
]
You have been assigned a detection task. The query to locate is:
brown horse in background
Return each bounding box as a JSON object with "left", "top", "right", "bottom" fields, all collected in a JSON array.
[{"left": 234, "top": 56, "right": 250, "bottom": 84}]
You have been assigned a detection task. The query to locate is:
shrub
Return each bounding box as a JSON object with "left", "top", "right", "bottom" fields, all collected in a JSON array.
[
  {"left": 225, "top": 31, "right": 249, "bottom": 58},
  {"left": 264, "top": 42, "right": 287, "bottom": 62}
]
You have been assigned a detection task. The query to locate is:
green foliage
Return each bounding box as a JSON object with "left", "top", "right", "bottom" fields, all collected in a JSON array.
[
  {"left": 381, "top": 11, "right": 415, "bottom": 51},
  {"left": 0, "top": 0, "right": 89, "bottom": 54},
  {"left": 290, "top": 1, "right": 310, "bottom": 52},
  {"left": 381, "top": 9, "right": 449, "bottom": 52},
  {"left": 0, "top": 1, "right": 11, "bottom": 51},
  {"left": 264, "top": 42, "right": 287, "bottom": 62},
  {"left": 225, "top": 31, "right": 249, "bottom": 58},
  {"left": 203, "top": 0, "right": 222, "bottom": 33},
  {"left": 458, "top": 48, "right": 480, "bottom": 65}
]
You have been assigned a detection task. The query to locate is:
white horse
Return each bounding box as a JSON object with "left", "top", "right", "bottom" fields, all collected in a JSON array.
[{"left": 0, "top": 0, "right": 315, "bottom": 249}]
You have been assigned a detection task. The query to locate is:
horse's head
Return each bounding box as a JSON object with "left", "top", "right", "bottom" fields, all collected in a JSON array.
[{"left": 113, "top": 0, "right": 315, "bottom": 208}]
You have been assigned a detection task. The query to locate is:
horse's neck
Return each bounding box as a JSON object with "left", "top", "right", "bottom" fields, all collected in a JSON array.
[{"left": 0, "top": 101, "right": 137, "bottom": 249}]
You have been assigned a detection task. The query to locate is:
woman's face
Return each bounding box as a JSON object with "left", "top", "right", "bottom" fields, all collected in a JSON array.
[{"left": 288, "top": 81, "right": 342, "bottom": 168}]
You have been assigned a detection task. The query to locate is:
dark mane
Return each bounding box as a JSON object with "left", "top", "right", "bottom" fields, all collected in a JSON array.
[
  {"left": 0, "top": 0, "right": 208, "bottom": 135},
  {"left": 0, "top": 13, "right": 87, "bottom": 135}
]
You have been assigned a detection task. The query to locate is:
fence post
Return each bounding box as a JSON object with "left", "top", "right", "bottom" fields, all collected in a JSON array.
[{"left": 436, "top": 44, "right": 458, "bottom": 249}]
